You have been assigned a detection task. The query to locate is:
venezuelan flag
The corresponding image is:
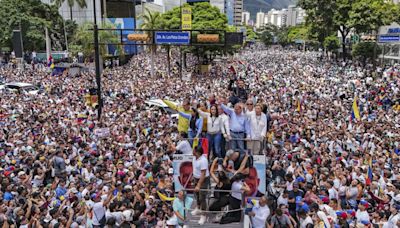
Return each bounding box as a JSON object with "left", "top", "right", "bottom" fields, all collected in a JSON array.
[
  {"left": 365, "top": 158, "right": 373, "bottom": 185},
  {"left": 296, "top": 99, "right": 301, "bottom": 112},
  {"left": 352, "top": 96, "right": 361, "bottom": 121}
]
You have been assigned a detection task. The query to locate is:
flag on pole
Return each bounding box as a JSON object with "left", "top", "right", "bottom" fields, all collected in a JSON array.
[
  {"left": 296, "top": 99, "right": 302, "bottom": 112},
  {"left": 47, "top": 55, "right": 53, "bottom": 67},
  {"left": 351, "top": 96, "right": 361, "bottom": 121},
  {"left": 229, "top": 65, "right": 236, "bottom": 74},
  {"left": 365, "top": 158, "right": 373, "bottom": 185}
]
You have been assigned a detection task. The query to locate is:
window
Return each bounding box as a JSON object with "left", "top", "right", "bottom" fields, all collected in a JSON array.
[{"left": 106, "top": 0, "right": 136, "bottom": 18}]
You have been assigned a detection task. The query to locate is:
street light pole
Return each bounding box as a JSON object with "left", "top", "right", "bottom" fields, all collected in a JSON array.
[{"left": 93, "top": 0, "right": 102, "bottom": 120}]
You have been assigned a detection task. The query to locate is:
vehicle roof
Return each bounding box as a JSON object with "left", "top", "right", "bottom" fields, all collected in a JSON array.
[{"left": 5, "top": 82, "right": 35, "bottom": 87}]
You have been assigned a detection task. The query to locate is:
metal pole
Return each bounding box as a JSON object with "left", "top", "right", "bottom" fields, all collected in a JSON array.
[
  {"left": 93, "top": 0, "right": 102, "bottom": 121},
  {"left": 63, "top": 20, "right": 69, "bottom": 52},
  {"left": 180, "top": 0, "right": 183, "bottom": 78},
  {"left": 133, "top": 0, "right": 138, "bottom": 55}
]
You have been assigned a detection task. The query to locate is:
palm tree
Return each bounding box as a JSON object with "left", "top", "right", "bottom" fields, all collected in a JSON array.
[
  {"left": 51, "top": 0, "right": 87, "bottom": 21},
  {"left": 140, "top": 8, "right": 161, "bottom": 77}
]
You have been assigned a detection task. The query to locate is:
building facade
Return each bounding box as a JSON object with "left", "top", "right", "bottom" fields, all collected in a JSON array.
[
  {"left": 210, "top": 0, "right": 225, "bottom": 13},
  {"left": 255, "top": 11, "right": 265, "bottom": 29},
  {"left": 242, "top": 11, "right": 250, "bottom": 25},
  {"left": 233, "top": 0, "right": 243, "bottom": 26}
]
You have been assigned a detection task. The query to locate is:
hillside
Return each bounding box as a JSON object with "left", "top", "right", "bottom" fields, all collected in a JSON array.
[{"left": 244, "top": 0, "right": 297, "bottom": 20}]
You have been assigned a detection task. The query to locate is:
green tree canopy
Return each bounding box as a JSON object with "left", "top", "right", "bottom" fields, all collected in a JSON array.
[
  {"left": 0, "top": 0, "right": 66, "bottom": 51},
  {"left": 51, "top": 0, "right": 87, "bottom": 20},
  {"left": 352, "top": 42, "right": 381, "bottom": 65},
  {"left": 69, "top": 22, "right": 121, "bottom": 57},
  {"left": 323, "top": 35, "right": 340, "bottom": 52}
]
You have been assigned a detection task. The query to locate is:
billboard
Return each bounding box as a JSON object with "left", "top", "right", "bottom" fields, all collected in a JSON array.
[
  {"left": 172, "top": 154, "right": 266, "bottom": 196},
  {"left": 181, "top": 7, "right": 192, "bottom": 30},
  {"left": 173, "top": 154, "right": 194, "bottom": 192},
  {"left": 107, "top": 18, "right": 143, "bottom": 55}
]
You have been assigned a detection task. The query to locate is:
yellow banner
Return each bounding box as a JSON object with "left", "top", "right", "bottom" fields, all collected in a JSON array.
[{"left": 181, "top": 7, "right": 192, "bottom": 30}]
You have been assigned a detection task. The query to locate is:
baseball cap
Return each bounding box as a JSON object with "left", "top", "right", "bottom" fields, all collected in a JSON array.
[{"left": 336, "top": 211, "right": 347, "bottom": 220}]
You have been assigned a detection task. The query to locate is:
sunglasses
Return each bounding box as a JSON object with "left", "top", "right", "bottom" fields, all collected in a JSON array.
[{"left": 246, "top": 103, "right": 253, "bottom": 105}]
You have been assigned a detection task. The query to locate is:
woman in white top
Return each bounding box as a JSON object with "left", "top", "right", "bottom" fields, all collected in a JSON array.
[{"left": 198, "top": 104, "right": 224, "bottom": 158}]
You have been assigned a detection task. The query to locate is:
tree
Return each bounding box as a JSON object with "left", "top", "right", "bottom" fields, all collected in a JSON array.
[
  {"left": 299, "top": 0, "right": 354, "bottom": 60},
  {"left": 51, "top": 0, "right": 87, "bottom": 21},
  {"left": 69, "top": 22, "right": 120, "bottom": 57},
  {"left": 0, "top": 0, "right": 66, "bottom": 51},
  {"left": 260, "top": 30, "right": 274, "bottom": 46},
  {"left": 287, "top": 25, "right": 308, "bottom": 43},
  {"left": 323, "top": 35, "right": 340, "bottom": 52},
  {"left": 160, "top": 2, "right": 229, "bottom": 63},
  {"left": 141, "top": 8, "right": 162, "bottom": 77},
  {"left": 350, "top": 0, "right": 397, "bottom": 66},
  {"left": 352, "top": 42, "right": 381, "bottom": 66}
]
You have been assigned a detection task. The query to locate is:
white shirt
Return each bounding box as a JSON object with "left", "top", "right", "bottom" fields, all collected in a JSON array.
[
  {"left": 232, "top": 181, "right": 244, "bottom": 200},
  {"left": 328, "top": 187, "right": 339, "bottom": 200},
  {"left": 198, "top": 110, "right": 223, "bottom": 134},
  {"left": 248, "top": 112, "right": 267, "bottom": 140},
  {"left": 251, "top": 203, "right": 270, "bottom": 228},
  {"left": 192, "top": 155, "right": 209, "bottom": 179},
  {"left": 356, "top": 210, "right": 370, "bottom": 223},
  {"left": 176, "top": 140, "right": 192, "bottom": 154},
  {"left": 220, "top": 113, "right": 231, "bottom": 136},
  {"left": 92, "top": 202, "right": 106, "bottom": 226},
  {"left": 300, "top": 216, "right": 313, "bottom": 228},
  {"left": 383, "top": 214, "right": 400, "bottom": 228}
]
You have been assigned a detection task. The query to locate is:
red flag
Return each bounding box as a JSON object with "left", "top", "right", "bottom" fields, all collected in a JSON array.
[
  {"left": 201, "top": 138, "right": 209, "bottom": 155},
  {"left": 229, "top": 65, "right": 236, "bottom": 74}
]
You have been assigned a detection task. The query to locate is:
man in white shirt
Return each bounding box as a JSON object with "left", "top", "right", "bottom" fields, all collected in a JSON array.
[
  {"left": 247, "top": 104, "right": 267, "bottom": 155},
  {"left": 191, "top": 146, "right": 210, "bottom": 225},
  {"left": 249, "top": 196, "right": 270, "bottom": 228},
  {"left": 91, "top": 186, "right": 115, "bottom": 227},
  {"left": 356, "top": 200, "right": 370, "bottom": 224},
  {"left": 172, "top": 132, "right": 192, "bottom": 154}
]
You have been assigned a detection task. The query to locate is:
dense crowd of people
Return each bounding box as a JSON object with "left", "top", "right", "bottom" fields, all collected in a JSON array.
[{"left": 0, "top": 44, "right": 400, "bottom": 228}]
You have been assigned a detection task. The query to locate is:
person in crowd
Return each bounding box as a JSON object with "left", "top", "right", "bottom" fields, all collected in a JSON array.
[
  {"left": 247, "top": 104, "right": 267, "bottom": 155},
  {"left": 209, "top": 158, "right": 232, "bottom": 222},
  {"left": 248, "top": 196, "right": 270, "bottom": 228},
  {"left": 220, "top": 102, "right": 250, "bottom": 154},
  {"left": 198, "top": 104, "right": 224, "bottom": 159},
  {"left": 164, "top": 98, "right": 191, "bottom": 133},
  {"left": 191, "top": 146, "right": 210, "bottom": 225},
  {"left": 220, "top": 173, "right": 250, "bottom": 224},
  {"left": 178, "top": 107, "right": 203, "bottom": 146},
  {"left": 218, "top": 104, "right": 231, "bottom": 158},
  {"left": 223, "top": 149, "right": 251, "bottom": 176},
  {"left": 168, "top": 132, "right": 192, "bottom": 155},
  {"left": 228, "top": 77, "right": 248, "bottom": 105},
  {"left": 267, "top": 207, "right": 294, "bottom": 228}
]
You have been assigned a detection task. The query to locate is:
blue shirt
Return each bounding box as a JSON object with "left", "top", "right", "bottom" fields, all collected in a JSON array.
[
  {"left": 55, "top": 186, "right": 67, "bottom": 198},
  {"left": 221, "top": 104, "right": 250, "bottom": 134},
  {"left": 178, "top": 112, "right": 203, "bottom": 137},
  {"left": 173, "top": 196, "right": 193, "bottom": 224},
  {"left": 4, "top": 192, "right": 13, "bottom": 201}
]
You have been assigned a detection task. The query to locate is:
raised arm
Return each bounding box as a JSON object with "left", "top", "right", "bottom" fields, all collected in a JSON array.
[
  {"left": 178, "top": 111, "right": 192, "bottom": 120},
  {"left": 210, "top": 158, "right": 219, "bottom": 183},
  {"left": 220, "top": 103, "right": 233, "bottom": 116},
  {"left": 197, "top": 109, "right": 210, "bottom": 119},
  {"left": 195, "top": 117, "right": 203, "bottom": 137},
  {"left": 163, "top": 100, "right": 178, "bottom": 111}
]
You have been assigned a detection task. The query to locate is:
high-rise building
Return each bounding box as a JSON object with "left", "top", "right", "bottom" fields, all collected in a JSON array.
[
  {"left": 41, "top": 0, "right": 102, "bottom": 24},
  {"left": 286, "top": 5, "right": 306, "bottom": 26},
  {"left": 233, "top": 0, "right": 243, "bottom": 26},
  {"left": 225, "top": 0, "right": 235, "bottom": 25},
  {"left": 242, "top": 11, "right": 250, "bottom": 25},
  {"left": 256, "top": 11, "right": 265, "bottom": 29},
  {"left": 210, "top": 0, "right": 225, "bottom": 13}
]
